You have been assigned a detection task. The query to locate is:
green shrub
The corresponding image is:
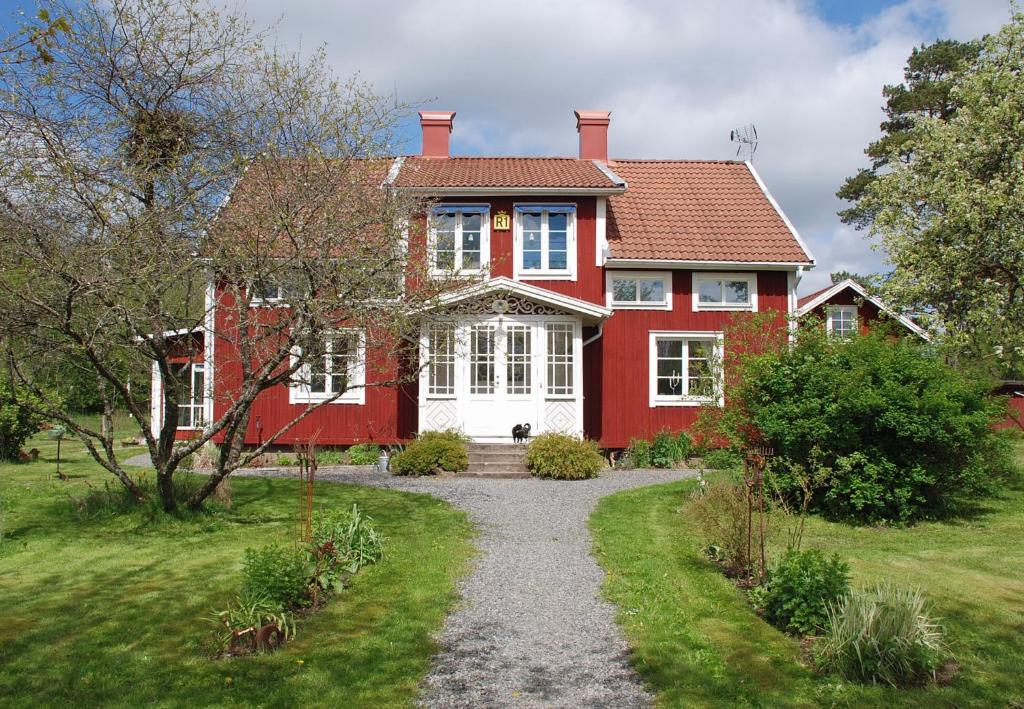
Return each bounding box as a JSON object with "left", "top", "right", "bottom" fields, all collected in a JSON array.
[
  {"left": 0, "top": 381, "right": 48, "bottom": 461},
  {"left": 316, "top": 449, "right": 344, "bottom": 465},
  {"left": 725, "top": 329, "right": 1010, "bottom": 523},
  {"left": 703, "top": 447, "right": 742, "bottom": 470},
  {"left": 526, "top": 432, "right": 604, "bottom": 480},
  {"left": 651, "top": 429, "right": 686, "bottom": 468},
  {"left": 763, "top": 548, "right": 850, "bottom": 635},
  {"left": 311, "top": 504, "right": 384, "bottom": 576},
  {"left": 241, "top": 544, "right": 310, "bottom": 609},
  {"left": 346, "top": 443, "right": 380, "bottom": 466},
  {"left": 688, "top": 478, "right": 766, "bottom": 576},
  {"left": 275, "top": 454, "right": 295, "bottom": 467},
  {"left": 390, "top": 431, "right": 467, "bottom": 476},
  {"left": 816, "top": 583, "right": 948, "bottom": 686},
  {"left": 676, "top": 431, "right": 693, "bottom": 460},
  {"left": 626, "top": 437, "right": 652, "bottom": 468}
]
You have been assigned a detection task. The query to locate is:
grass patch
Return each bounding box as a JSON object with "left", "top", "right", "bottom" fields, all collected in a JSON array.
[
  {"left": 0, "top": 426, "right": 474, "bottom": 707},
  {"left": 589, "top": 446, "right": 1024, "bottom": 708}
]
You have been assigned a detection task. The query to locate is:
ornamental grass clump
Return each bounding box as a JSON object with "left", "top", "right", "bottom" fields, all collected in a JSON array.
[
  {"left": 816, "top": 583, "right": 949, "bottom": 687},
  {"left": 526, "top": 432, "right": 603, "bottom": 480}
]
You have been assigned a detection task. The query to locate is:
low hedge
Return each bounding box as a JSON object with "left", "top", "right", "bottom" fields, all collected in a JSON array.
[
  {"left": 526, "top": 432, "right": 604, "bottom": 480},
  {"left": 390, "top": 430, "right": 468, "bottom": 476}
]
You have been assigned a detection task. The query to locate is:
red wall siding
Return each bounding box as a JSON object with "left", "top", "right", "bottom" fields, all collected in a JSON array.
[
  {"left": 804, "top": 288, "right": 882, "bottom": 335},
  {"left": 595, "top": 270, "right": 790, "bottom": 448}
]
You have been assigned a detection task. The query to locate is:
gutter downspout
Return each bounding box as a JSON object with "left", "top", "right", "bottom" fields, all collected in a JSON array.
[{"left": 583, "top": 322, "right": 604, "bottom": 347}]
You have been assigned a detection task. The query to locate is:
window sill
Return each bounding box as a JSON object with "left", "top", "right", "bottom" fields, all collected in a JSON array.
[
  {"left": 649, "top": 397, "right": 716, "bottom": 408},
  {"left": 517, "top": 272, "right": 577, "bottom": 282},
  {"left": 693, "top": 304, "right": 755, "bottom": 312},
  {"left": 290, "top": 395, "right": 365, "bottom": 406},
  {"left": 610, "top": 302, "right": 671, "bottom": 311}
]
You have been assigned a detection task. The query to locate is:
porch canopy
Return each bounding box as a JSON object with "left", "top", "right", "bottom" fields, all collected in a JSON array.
[{"left": 426, "top": 276, "right": 611, "bottom": 323}]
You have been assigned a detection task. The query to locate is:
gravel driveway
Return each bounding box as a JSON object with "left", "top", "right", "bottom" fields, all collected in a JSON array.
[
  {"left": 320, "top": 468, "right": 695, "bottom": 708},
  {"left": 125, "top": 456, "right": 693, "bottom": 707}
]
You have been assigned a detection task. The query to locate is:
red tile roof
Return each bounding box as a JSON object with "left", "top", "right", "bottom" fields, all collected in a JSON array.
[
  {"left": 392, "top": 157, "right": 623, "bottom": 190},
  {"left": 797, "top": 284, "right": 834, "bottom": 308},
  {"left": 605, "top": 160, "right": 813, "bottom": 264}
]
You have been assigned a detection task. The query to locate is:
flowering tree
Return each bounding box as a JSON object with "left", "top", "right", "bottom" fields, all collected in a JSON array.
[{"left": 0, "top": 0, "right": 453, "bottom": 511}]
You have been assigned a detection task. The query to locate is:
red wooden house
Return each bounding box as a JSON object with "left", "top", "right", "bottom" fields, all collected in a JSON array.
[
  {"left": 796, "top": 278, "right": 928, "bottom": 339},
  {"left": 152, "top": 109, "right": 816, "bottom": 448}
]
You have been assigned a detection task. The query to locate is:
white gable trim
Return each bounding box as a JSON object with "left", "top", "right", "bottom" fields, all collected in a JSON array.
[
  {"left": 797, "top": 279, "right": 929, "bottom": 340},
  {"left": 745, "top": 161, "right": 816, "bottom": 266},
  {"left": 430, "top": 276, "right": 611, "bottom": 323}
]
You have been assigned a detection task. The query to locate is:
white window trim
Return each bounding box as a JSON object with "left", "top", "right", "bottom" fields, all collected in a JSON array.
[
  {"left": 513, "top": 203, "right": 578, "bottom": 281},
  {"left": 826, "top": 305, "right": 858, "bottom": 337},
  {"left": 424, "top": 322, "right": 458, "bottom": 400},
  {"left": 648, "top": 330, "right": 724, "bottom": 408},
  {"left": 428, "top": 205, "right": 490, "bottom": 277},
  {"left": 606, "top": 270, "right": 672, "bottom": 310},
  {"left": 691, "top": 272, "right": 758, "bottom": 312},
  {"left": 176, "top": 361, "right": 205, "bottom": 430},
  {"left": 289, "top": 329, "right": 366, "bottom": 405}
]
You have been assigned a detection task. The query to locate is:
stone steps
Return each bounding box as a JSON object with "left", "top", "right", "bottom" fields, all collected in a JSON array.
[{"left": 463, "top": 443, "right": 530, "bottom": 476}]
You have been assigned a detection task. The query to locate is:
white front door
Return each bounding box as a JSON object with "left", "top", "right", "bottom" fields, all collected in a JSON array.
[{"left": 419, "top": 315, "right": 582, "bottom": 442}]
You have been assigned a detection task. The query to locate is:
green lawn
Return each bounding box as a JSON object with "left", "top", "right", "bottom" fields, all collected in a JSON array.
[
  {"left": 590, "top": 448, "right": 1024, "bottom": 708},
  {"left": 0, "top": 429, "right": 475, "bottom": 707}
]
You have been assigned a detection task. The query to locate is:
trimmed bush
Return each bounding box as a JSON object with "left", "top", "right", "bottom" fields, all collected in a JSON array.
[
  {"left": 346, "top": 443, "right": 380, "bottom": 466},
  {"left": 526, "top": 432, "right": 603, "bottom": 480},
  {"left": 241, "top": 544, "right": 310, "bottom": 609},
  {"left": 816, "top": 583, "right": 948, "bottom": 686},
  {"left": 390, "top": 430, "right": 467, "bottom": 476},
  {"left": 762, "top": 548, "right": 851, "bottom": 634}
]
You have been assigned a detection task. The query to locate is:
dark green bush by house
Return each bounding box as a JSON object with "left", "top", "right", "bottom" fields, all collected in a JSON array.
[
  {"left": 727, "top": 330, "right": 1010, "bottom": 523},
  {"left": 624, "top": 437, "right": 652, "bottom": 468},
  {"left": 761, "top": 548, "right": 850, "bottom": 635},
  {"left": 526, "top": 432, "right": 604, "bottom": 479},
  {"left": 390, "top": 429, "right": 468, "bottom": 476},
  {"left": 702, "top": 447, "right": 743, "bottom": 471}
]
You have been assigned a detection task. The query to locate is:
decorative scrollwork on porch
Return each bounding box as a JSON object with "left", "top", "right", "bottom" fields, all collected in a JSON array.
[{"left": 456, "top": 293, "right": 562, "bottom": 316}]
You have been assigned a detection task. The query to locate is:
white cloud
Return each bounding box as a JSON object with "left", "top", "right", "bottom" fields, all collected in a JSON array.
[{"left": 241, "top": 0, "right": 1013, "bottom": 293}]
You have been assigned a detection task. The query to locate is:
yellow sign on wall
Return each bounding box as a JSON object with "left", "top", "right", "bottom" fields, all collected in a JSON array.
[{"left": 492, "top": 211, "right": 510, "bottom": 231}]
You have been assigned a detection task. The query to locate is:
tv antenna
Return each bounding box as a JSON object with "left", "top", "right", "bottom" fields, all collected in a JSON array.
[{"left": 730, "top": 123, "right": 758, "bottom": 161}]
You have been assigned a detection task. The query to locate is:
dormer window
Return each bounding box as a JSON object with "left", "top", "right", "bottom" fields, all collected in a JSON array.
[
  {"left": 514, "top": 205, "right": 577, "bottom": 280},
  {"left": 430, "top": 205, "right": 489, "bottom": 275}
]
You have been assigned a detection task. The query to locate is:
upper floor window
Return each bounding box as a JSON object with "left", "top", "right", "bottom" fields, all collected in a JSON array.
[
  {"left": 290, "top": 330, "right": 365, "bottom": 405},
  {"left": 430, "top": 206, "right": 489, "bottom": 275},
  {"left": 607, "top": 271, "right": 671, "bottom": 310},
  {"left": 514, "top": 205, "right": 577, "bottom": 280},
  {"left": 175, "top": 362, "right": 205, "bottom": 429},
  {"left": 692, "top": 273, "right": 757, "bottom": 312},
  {"left": 827, "top": 305, "right": 858, "bottom": 338}
]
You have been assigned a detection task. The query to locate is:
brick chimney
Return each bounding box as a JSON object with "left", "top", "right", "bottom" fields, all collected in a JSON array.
[
  {"left": 419, "top": 111, "right": 455, "bottom": 158},
  {"left": 575, "top": 110, "right": 611, "bottom": 161}
]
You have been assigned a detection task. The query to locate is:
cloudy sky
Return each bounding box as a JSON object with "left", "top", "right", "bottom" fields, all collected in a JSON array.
[
  {"left": 3, "top": 0, "right": 1014, "bottom": 292},
  {"left": 237, "top": 0, "right": 1012, "bottom": 293}
]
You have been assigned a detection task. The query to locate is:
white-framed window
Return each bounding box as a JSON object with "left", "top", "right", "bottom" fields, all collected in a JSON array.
[
  {"left": 469, "top": 324, "right": 496, "bottom": 395},
  {"left": 290, "top": 330, "right": 365, "bottom": 405},
  {"left": 430, "top": 205, "right": 490, "bottom": 275},
  {"left": 692, "top": 272, "right": 757, "bottom": 312},
  {"left": 175, "top": 362, "right": 205, "bottom": 429},
  {"left": 426, "top": 323, "right": 456, "bottom": 398},
  {"left": 826, "top": 305, "right": 858, "bottom": 338},
  {"left": 514, "top": 205, "right": 577, "bottom": 280},
  {"left": 546, "top": 323, "right": 574, "bottom": 397},
  {"left": 648, "top": 331, "right": 723, "bottom": 407},
  {"left": 606, "top": 271, "right": 672, "bottom": 310}
]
